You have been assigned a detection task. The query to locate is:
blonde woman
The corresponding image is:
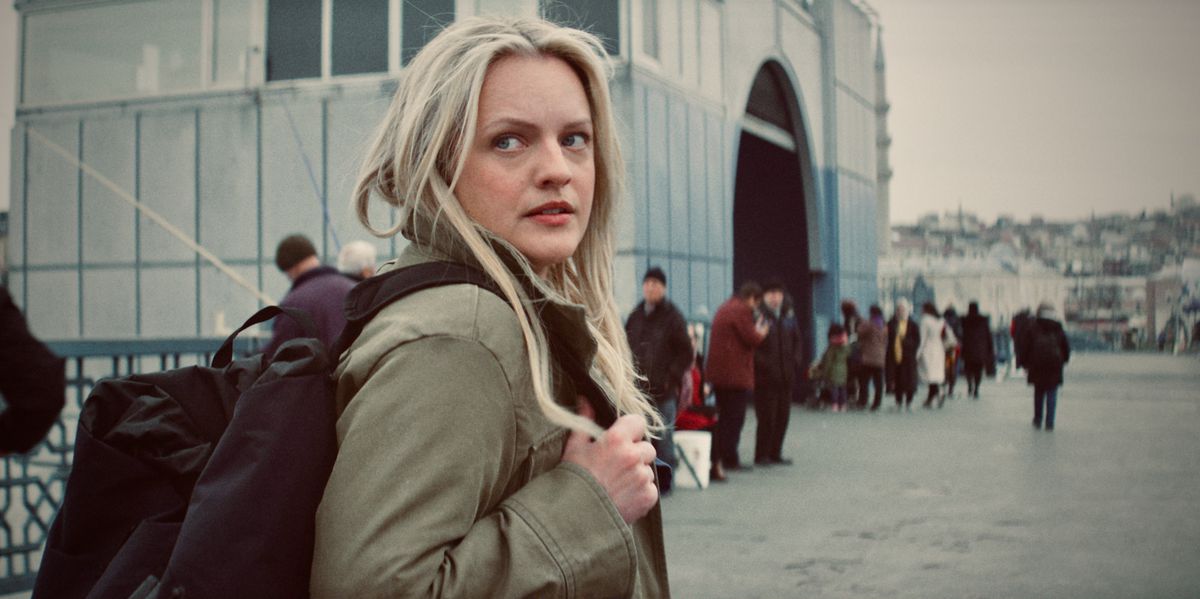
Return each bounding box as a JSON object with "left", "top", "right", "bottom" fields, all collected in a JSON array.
[{"left": 310, "top": 16, "right": 671, "bottom": 598}]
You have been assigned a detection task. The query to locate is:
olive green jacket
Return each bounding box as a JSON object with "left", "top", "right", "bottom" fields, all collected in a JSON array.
[{"left": 311, "top": 244, "right": 670, "bottom": 598}]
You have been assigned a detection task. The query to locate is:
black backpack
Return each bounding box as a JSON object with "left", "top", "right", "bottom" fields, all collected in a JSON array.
[{"left": 33, "top": 262, "right": 499, "bottom": 599}]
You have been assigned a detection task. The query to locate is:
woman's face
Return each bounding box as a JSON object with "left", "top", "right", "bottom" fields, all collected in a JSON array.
[{"left": 455, "top": 54, "right": 595, "bottom": 275}]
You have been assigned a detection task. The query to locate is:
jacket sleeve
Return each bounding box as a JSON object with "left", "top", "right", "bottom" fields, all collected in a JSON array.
[
  {"left": 0, "top": 288, "right": 66, "bottom": 454},
  {"left": 312, "top": 335, "right": 636, "bottom": 599}
]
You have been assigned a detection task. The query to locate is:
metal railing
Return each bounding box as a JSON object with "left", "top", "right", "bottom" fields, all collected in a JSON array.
[{"left": 0, "top": 336, "right": 262, "bottom": 593}]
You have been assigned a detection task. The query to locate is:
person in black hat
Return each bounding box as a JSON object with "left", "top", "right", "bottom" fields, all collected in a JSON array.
[
  {"left": 752, "top": 278, "right": 802, "bottom": 465},
  {"left": 624, "top": 266, "right": 693, "bottom": 492}
]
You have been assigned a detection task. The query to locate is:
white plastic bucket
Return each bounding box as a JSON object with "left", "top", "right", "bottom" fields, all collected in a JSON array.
[{"left": 673, "top": 431, "right": 712, "bottom": 489}]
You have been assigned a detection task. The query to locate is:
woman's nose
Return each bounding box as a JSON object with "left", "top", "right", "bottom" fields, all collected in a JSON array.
[{"left": 535, "top": 143, "right": 572, "bottom": 188}]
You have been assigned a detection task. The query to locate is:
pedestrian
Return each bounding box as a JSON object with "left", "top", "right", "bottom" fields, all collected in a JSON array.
[
  {"left": 841, "top": 299, "right": 862, "bottom": 401},
  {"left": 942, "top": 305, "right": 963, "bottom": 398},
  {"left": 856, "top": 304, "right": 887, "bottom": 411},
  {"left": 310, "top": 17, "right": 669, "bottom": 596},
  {"left": 960, "top": 301, "right": 996, "bottom": 398},
  {"left": 811, "top": 323, "right": 851, "bottom": 412},
  {"left": 265, "top": 234, "right": 356, "bottom": 357},
  {"left": 625, "top": 265, "right": 694, "bottom": 493},
  {"left": 0, "top": 286, "right": 66, "bottom": 455},
  {"left": 336, "top": 240, "right": 378, "bottom": 282},
  {"left": 1019, "top": 301, "right": 1071, "bottom": 430},
  {"left": 917, "top": 302, "right": 954, "bottom": 408},
  {"left": 706, "top": 282, "right": 769, "bottom": 472},
  {"left": 1011, "top": 308, "right": 1033, "bottom": 371},
  {"left": 886, "top": 298, "right": 920, "bottom": 410},
  {"left": 752, "top": 279, "right": 802, "bottom": 466}
]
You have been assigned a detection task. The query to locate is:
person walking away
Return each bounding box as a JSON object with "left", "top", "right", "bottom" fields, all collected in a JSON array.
[
  {"left": 810, "top": 324, "right": 851, "bottom": 412},
  {"left": 1, "top": 286, "right": 66, "bottom": 455},
  {"left": 752, "top": 279, "right": 802, "bottom": 466},
  {"left": 706, "top": 283, "right": 769, "bottom": 472},
  {"left": 265, "top": 234, "right": 356, "bottom": 357},
  {"left": 856, "top": 305, "right": 888, "bottom": 411},
  {"left": 917, "top": 302, "right": 952, "bottom": 408},
  {"left": 960, "top": 301, "right": 996, "bottom": 398},
  {"left": 311, "top": 17, "right": 670, "bottom": 596},
  {"left": 942, "top": 305, "right": 964, "bottom": 398},
  {"left": 1019, "top": 302, "right": 1071, "bottom": 430},
  {"left": 625, "top": 266, "right": 693, "bottom": 492},
  {"left": 886, "top": 298, "right": 920, "bottom": 410}
]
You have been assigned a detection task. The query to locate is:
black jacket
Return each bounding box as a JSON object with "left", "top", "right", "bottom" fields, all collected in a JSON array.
[
  {"left": 625, "top": 299, "right": 693, "bottom": 399},
  {"left": 0, "top": 286, "right": 65, "bottom": 453},
  {"left": 1019, "top": 318, "right": 1071, "bottom": 387},
  {"left": 754, "top": 307, "right": 803, "bottom": 391},
  {"left": 960, "top": 312, "right": 995, "bottom": 366}
]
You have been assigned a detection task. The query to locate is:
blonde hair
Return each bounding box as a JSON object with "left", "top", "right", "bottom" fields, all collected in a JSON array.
[{"left": 352, "top": 16, "right": 659, "bottom": 437}]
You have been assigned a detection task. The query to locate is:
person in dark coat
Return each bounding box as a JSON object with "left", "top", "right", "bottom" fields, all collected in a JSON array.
[
  {"left": 752, "top": 279, "right": 803, "bottom": 466},
  {"left": 960, "top": 301, "right": 995, "bottom": 398},
  {"left": 625, "top": 266, "right": 693, "bottom": 489},
  {"left": 265, "top": 234, "right": 357, "bottom": 357},
  {"left": 885, "top": 298, "right": 920, "bottom": 410},
  {"left": 1019, "top": 302, "right": 1071, "bottom": 430},
  {"left": 0, "top": 286, "right": 66, "bottom": 454},
  {"left": 1011, "top": 308, "right": 1033, "bottom": 370}
]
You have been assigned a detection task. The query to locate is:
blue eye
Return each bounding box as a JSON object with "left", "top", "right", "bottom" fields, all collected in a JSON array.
[
  {"left": 562, "top": 133, "right": 589, "bottom": 148},
  {"left": 494, "top": 136, "right": 521, "bottom": 151}
]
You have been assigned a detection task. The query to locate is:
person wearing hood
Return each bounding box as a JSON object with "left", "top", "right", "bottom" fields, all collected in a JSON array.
[
  {"left": 1018, "top": 302, "right": 1071, "bottom": 430},
  {"left": 885, "top": 298, "right": 920, "bottom": 410}
]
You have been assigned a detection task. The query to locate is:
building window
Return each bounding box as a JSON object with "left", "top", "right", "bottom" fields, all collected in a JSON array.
[
  {"left": 542, "top": 0, "right": 620, "bottom": 57},
  {"left": 266, "top": 0, "right": 322, "bottom": 81},
  {"left": 23, "top": 0, "right": 204, "bottom": 105},
  {"left": 332, "top": 0, "right": 389, "bottom": 75},
  {"left": 402, "top": 0, "right": 455, "bottom": 65}
]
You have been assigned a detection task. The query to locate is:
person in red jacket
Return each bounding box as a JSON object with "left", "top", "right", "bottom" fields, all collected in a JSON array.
[{"left": 705, "top": 282, "right": 769, "bottom": 472}]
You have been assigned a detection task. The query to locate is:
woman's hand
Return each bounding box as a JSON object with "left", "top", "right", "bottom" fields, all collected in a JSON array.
[{"left": 562, "top": 399, "right": 658, "bottom": 525}]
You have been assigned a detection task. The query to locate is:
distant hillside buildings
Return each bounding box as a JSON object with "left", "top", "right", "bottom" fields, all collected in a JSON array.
[{"left": 880, "top": 196, "right": 1200, "bottom": 350}]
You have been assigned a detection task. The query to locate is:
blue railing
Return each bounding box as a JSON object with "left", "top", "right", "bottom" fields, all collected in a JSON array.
[{"left": 0, "top": 336, "right": 262, "bottom": 593}]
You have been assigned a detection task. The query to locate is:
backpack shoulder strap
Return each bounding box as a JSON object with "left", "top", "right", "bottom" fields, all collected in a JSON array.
[{"left": 332, "top": 262, "right": 502, "bottom": 356}]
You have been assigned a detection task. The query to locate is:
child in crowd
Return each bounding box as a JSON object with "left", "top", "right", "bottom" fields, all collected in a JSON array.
[{"left": 811, "top": 323, "right": 851, "bottom": 412}]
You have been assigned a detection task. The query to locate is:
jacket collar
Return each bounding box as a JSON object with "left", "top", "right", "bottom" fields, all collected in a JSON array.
[{"left": 291, "top": 265, "right": 340, "bottom": 289}]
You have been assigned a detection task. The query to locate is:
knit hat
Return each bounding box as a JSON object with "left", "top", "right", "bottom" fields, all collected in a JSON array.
[{"left": 643, "top": 266, "right": 667, "bottom": 285}]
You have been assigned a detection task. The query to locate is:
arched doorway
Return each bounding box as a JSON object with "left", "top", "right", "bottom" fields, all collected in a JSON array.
[{"left": 733, "top": 61, "right": 818, "bottom": 362}]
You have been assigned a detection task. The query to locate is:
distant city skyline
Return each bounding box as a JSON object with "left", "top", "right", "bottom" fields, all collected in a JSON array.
[{"left": 869, "top": 0, "right": 1200, "bottom": 225}]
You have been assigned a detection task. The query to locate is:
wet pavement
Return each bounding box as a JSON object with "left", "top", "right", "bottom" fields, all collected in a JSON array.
[{"left": 660, "top": 353, "right": 1200, "bottom": 598}]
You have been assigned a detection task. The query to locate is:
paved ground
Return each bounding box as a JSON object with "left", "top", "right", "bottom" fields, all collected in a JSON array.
[{"left": 661, "top": 352, "right": 1200, "bottom": 598}]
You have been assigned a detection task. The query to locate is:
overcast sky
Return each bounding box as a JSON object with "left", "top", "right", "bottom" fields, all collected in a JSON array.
[{"left": 868, "top": 0, "right": 1200, "bottom": 224}]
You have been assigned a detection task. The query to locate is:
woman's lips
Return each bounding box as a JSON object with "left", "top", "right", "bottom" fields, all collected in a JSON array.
[{"left": 525, "top": 202, "right": 574, "bottom": 226}]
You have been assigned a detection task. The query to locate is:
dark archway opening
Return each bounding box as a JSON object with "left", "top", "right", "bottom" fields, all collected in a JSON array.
[{"left": 733, "top": 62, "right": 815, "bottom": 365}]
